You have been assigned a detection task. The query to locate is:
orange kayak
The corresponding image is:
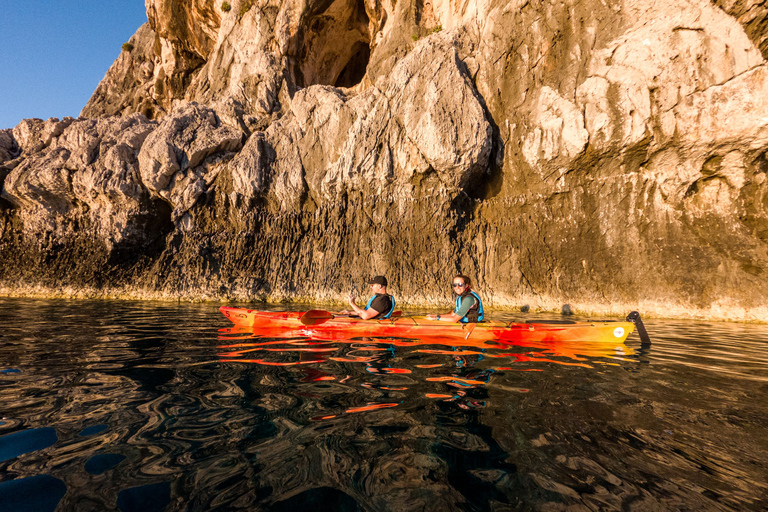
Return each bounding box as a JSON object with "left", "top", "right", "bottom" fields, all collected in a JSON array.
[{"left": 219, "top": 307, "right": 641, "bottom": 344}]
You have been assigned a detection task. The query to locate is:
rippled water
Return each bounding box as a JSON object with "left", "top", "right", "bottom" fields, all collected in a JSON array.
[{"left": 1, "top": 298, "right": 767, "bottom": 511}]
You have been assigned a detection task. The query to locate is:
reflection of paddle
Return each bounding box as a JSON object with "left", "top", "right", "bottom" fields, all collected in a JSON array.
[{"left": 300, "top": 310, "right": 334, "bottom": 325}]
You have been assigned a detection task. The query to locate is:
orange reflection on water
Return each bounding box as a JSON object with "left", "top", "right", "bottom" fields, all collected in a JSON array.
[
  {"left": 223, "top": 358, "right": 326, "bottom": 366},
  {"left": 264, "top": 347, "right": 338, "bottom": 352},
  {"left": 329, "top": 356, "right": 379, "bottom": 363},
  {"left": 216, "top": 328, "right": 636, "bottom": 404},
  {"left": 216, "top": 324, "right": 642, "bottom": 423},
  {"left": 426, "top": 376, "right": 488, "bottom": 386},
  {"left": 346, "top": 403, "right": 400, "bottom": 414},
  {"left": 494, "top": 367, "right": 543, "bottom": 372}
]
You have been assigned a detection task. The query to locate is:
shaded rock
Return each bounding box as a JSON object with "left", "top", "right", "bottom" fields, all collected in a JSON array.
[{"left": 0, "top": 130, "right": 18, "bottom": 163}]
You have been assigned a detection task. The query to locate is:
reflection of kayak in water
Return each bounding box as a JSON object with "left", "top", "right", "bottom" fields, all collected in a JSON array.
[{"left": 219, "top": 307, "right": 646, "bottom": 344}]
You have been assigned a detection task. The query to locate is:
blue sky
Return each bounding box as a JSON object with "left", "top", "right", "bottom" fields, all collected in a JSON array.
[{"left": 0, "top": 1, "right": 148, "bottom": 130}]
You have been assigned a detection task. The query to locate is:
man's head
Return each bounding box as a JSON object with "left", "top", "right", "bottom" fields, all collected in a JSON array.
[{"left": 368, "top": 275, "right": 388, "bottom": 292}]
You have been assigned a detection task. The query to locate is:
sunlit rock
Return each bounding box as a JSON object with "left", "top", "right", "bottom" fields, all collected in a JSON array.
[
  {"left": 137, "top": 102, "right": 243, "bottom": 221},
  {"left": 2, "top": 114, "right": 163, "bottom": 248}
]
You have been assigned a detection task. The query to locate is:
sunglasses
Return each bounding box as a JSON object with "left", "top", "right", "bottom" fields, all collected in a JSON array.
[{"left": 451, "top": 283, "right": 466, "bottom": 288}]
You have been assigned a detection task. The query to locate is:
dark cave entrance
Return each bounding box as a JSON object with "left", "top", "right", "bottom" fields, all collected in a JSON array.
[
  {"left": 293, "top": 0, "right": 372, "bottom": 89},
  {"left": 334, "top": 42, "right": 371, "bottom": 88}
]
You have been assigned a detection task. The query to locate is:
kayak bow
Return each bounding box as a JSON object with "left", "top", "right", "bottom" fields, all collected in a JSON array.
[{"left": 219, "top": 307, "right": 639, "bottom": 344}]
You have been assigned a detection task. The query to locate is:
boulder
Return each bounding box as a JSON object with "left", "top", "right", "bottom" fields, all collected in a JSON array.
[{"left": 137, "top": 102, "right": 243, "bottom": 221}]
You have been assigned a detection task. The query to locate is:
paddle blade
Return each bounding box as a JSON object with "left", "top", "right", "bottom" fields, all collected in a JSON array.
[{"left": 300, "top": 310, "right": 334, "bottom": 326}]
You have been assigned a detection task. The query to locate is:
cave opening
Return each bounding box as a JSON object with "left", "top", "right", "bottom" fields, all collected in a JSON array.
[
  {"left": 334, "top": 42, "right": 371, "bottom": 88},
  {"left": 294, "top": 0, "right": 372, "bottom": 89}
]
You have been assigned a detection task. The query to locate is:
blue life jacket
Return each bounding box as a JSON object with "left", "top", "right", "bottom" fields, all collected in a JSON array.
[
  {"left": 364, "top": 294, "right": 396, "bottom": 319},
  {"left": 454, "top": 291, "right": 484, "bottom": 323}
]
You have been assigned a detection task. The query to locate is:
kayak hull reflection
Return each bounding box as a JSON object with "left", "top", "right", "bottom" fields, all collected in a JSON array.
[{"left": 219, "top": 307, "right": 636, "bottom": 344}]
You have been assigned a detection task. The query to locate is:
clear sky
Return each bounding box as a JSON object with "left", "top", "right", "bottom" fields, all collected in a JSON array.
[{"left": 0, "top": 1, "right": 148, "bottom": 130}]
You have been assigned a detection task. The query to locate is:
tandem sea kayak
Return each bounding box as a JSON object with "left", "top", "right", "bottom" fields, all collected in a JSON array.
[{"left": 219, "top": 307, "right": 648, "bottom": 344}]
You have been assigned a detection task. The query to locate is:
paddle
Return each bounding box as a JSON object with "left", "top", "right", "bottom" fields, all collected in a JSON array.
[
  {"left": 463, "top": 322, "right": 477, "bottom": 340},
  {"left": 300, "top": 310, "right": 334, "bottom": 326},
  {"left": 301, "top": 309, "right": 403, "bottom": 326}
]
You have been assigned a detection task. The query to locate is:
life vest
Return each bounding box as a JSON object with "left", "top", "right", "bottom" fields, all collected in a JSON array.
[
  {"left": 455, "top": 291, "right": 484, "bottom": 323},
  {"left": 364, "top": 294, "right": 396, "bottom": 319}
]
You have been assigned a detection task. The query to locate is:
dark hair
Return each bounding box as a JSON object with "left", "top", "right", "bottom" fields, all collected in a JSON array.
[{"left": 454, "top": 274, "right": 472, "bottom": 290}]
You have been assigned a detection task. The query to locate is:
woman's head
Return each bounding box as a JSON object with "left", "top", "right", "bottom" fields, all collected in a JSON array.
[{"left": 451, "top": 274, "right": 472, "bottom": 294}]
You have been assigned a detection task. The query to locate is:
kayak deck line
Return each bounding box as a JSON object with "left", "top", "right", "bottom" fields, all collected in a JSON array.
[{"left": 219, "top": 307, "right": 645, "bottom": 344}]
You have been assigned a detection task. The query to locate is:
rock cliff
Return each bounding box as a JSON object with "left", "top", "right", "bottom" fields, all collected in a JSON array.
[{"left": 2, "top": 0, "right": 768, "bottom": 321}]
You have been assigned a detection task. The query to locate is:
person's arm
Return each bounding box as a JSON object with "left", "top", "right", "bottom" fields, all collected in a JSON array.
[
  {"left": 426, "top": 311, "right": 462, "bottom": 322},
  {"left": 347, "top": 295, "right": 381, "bottom": 320},
  {"left": 427, "top": 295, "right": 475, "bottom": 322}
]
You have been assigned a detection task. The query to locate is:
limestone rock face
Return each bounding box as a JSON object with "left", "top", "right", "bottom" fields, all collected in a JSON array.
[
  {"left": 1, "top": 115, "right": 164, "bottom": 246},
  {"left": 137, "top": 102, "right": 243, "bottom": 222},
  {"left": 714, "top": 0, "right": 768, "bottom": 58},
  {"left": 3, "top": 0, "right": 768, "bottom": 320},
  {"left": 145, "top": 0, "right": 220, "bottom": 60},
  {"left": 263, "top": 38, "right": 491, "bottom": 207},
  {"left": 81, "top": 24, "right": 163, "bottom": 119}
]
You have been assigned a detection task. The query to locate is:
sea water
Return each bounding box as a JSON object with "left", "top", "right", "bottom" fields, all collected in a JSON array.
[{"left": 0, "top": 298, "right": 766, "bottom": 511}]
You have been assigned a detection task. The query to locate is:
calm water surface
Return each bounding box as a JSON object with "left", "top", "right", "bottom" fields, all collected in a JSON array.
[{"left": 1, "top": 298, "right": 767, "bottom": 511}]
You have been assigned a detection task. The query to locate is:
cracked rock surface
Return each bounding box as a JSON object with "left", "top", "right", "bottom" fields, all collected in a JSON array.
[{"left": 2, "top": 0, "right": 768, "bottom": 321}]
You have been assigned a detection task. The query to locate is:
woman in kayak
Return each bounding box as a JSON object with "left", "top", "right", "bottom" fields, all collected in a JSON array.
[
  {"left": 340, "top": 275, "right": 396, "bottom": 319},
  {"left": 427, "top": 274, "right": 484, "bottom": 323}
]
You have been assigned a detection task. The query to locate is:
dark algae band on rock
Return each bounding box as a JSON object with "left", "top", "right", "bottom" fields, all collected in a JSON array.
[{"left": 2, "top": 0, "right": 768, "bottom": 321}]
